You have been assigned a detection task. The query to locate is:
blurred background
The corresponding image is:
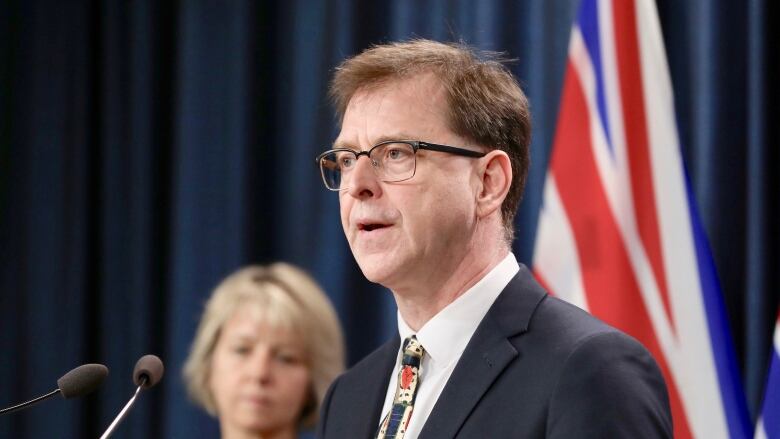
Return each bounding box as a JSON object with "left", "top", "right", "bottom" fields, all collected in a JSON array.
[{"left": 0, "top": 0, "right": 777, "bottom": 437}]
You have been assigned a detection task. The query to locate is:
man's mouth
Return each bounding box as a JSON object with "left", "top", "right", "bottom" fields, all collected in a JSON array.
[{"left": 358, "top": 222, "right": 390, "bottom": 232}]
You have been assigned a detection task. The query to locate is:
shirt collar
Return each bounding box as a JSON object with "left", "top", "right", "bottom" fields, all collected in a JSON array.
[{"left": 397, "top": 252, "right": 520, "bottom": 367}]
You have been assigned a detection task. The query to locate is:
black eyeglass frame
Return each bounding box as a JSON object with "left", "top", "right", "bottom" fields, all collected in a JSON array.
[{"left": 315, "top": 140, "right": 487, "bottom": 191}]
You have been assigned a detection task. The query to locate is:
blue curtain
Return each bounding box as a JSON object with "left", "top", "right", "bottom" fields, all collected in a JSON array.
[{"left": 0, "top": 0, "right": 776, "bottom": 437}]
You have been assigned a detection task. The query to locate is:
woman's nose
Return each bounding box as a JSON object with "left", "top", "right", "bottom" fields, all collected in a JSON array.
[{"left": 248, "top": 350, "right": 273, "bottom": 384}]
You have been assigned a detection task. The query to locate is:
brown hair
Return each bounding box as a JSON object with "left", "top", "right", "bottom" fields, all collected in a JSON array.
[{"left": 330, "top": 39, "right": 531, "bottom": 242}]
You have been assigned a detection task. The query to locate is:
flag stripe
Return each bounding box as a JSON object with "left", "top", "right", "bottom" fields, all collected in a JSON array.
[
  {"left": 533, "top": 175, "right": 589, "bottom": 310},
  {"left": 755, "top": 313, "right": 779, "bottom": 439},
  {"left": 687, "top": 178, "right": 753, "bottom": 438},
  {"left": 550, "top": 60, "right": 692, "bottom": 439},
  {"left": 760, "top": 351, "right": 780, "bottom": 437},
  {"left": 578, "top": 0, "right": 612, "bottom": 150},
  {"left": 611, "top": 0, "right": 674, "bottom": 331},
  {"left": 755, "top": 313, "right": 780, "bottom": 439}
]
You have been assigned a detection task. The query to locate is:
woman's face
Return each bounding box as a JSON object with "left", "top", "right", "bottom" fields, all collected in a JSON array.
[{"left": 209, "top": 308, "right": 311, "bottom": 438}]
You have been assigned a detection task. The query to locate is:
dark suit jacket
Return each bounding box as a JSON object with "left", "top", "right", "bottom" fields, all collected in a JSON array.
[{"left": 317, "top": 265, "right": 672, "bottom": 438}]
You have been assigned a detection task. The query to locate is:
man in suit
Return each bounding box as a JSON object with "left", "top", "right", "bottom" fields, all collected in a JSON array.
[{"left": 314, "top": 39, "right": 672, "bottom": 438}]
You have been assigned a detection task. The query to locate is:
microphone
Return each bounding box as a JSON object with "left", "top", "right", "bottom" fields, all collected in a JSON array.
[
  {"left": 0, "top": 363, "right": 109, "bottom": 415},
  {"left": 133, "top": 354, "right": 165, "bottom": 389},
  {"left": 100, "top": 355, "right": 164, "bottom": 439}
]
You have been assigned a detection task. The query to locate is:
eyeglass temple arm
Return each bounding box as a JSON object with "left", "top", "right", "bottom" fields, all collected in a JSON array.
[{"left": 416, "top": 141, "right": 486, "bottom": 158}]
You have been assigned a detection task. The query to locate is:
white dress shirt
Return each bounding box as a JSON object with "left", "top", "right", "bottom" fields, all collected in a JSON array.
[{"left": 377, "top": 253, "right": 520, "bottom": 438}]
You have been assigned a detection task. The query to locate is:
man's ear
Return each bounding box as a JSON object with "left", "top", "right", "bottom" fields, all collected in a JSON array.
[{"left": 476, "top": 150, "right": 512, "bottom": 218}]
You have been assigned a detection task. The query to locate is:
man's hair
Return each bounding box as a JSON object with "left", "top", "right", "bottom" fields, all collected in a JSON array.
[
  {"left": 182, "top": 263, "right": 345, "bottom": 428},
  {"left": 330, "top": 39, "right": 531, "bottom": 242}
]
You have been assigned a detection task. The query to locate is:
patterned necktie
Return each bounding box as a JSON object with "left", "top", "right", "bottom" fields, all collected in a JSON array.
[{"left": 376, "top": 336, "right": 426, "bottom": 439}]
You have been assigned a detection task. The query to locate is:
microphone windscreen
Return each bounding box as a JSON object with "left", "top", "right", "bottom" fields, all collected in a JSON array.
[
  {"left": 133, "top": 355, "right": 164, "bottom": 388},
  {"left": 57, "top": 363, "right": 109, "bottom": 399}
]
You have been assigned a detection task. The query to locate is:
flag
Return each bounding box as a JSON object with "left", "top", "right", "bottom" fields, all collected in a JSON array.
[
  {"left": 531, "top": 0, "right": 751, "bottom": 437},
  {"left": 755, "top": 312, "right": 780, "bottom": 439}
]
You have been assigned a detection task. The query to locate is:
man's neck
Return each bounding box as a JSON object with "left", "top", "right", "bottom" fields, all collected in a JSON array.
[{"left": 392, "top": 246, "right": 509, "bottom": 331}]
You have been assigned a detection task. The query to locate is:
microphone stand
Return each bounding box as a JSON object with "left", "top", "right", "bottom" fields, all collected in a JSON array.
[
  {"left": 0, "top": 389, "right": 61, "bottom": 415},
  {"left": 99, "top": 376, "right": 147, "bottom": 439}
]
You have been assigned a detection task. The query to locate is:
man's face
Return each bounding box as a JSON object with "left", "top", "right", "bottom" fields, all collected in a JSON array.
[{"left": 335, "top": 74, "right": 481, "bottom": 290}]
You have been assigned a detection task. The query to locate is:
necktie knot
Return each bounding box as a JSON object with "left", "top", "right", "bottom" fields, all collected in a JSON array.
[{"left": 402, "top": 336, "right": 424, "bottom": 366}]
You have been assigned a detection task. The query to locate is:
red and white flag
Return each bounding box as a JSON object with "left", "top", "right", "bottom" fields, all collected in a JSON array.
[{"left": 532, "top": 0, "right": 751, "bottom": 437}]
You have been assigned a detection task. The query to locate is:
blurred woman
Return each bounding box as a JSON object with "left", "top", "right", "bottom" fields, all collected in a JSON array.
[{"left": 183, "top": 263, "right": 345, "bottom": 439}]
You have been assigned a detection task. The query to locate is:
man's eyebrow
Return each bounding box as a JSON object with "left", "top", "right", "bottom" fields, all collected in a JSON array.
[
  {"left": 374, "top": 133, "right": 418, "bottom": 143},
  {"left": 331, "top": 138, "right": 354, "bottom": 149},
  {"left": 332, "top": 133, "right": 419, "bottom": 150}
]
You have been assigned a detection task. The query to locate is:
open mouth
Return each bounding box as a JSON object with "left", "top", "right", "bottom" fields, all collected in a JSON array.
[{"left": 359, "top": 223, "right": 390, "bottom": 232}]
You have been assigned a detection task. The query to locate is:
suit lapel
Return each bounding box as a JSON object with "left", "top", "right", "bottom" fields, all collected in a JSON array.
[
  {"left": 418, "top": 266, "right": 548, "bottom": 438},
  {"left": 418, "top": 315, "right": 518, "bottom": 439}
]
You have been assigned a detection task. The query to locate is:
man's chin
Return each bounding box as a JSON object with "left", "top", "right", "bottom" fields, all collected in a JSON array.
[{"left": 354, "top": 255, "right": 400, "bottom": 286}]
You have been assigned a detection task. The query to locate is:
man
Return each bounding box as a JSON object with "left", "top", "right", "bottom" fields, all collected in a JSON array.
[{"left": 315, "top": 39, "right": 672, "bottom": 438}]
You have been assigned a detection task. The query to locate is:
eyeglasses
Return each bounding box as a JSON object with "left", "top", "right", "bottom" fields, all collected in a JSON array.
[{"left": 315, "top": 140, "right": 486, "bottom": 191}]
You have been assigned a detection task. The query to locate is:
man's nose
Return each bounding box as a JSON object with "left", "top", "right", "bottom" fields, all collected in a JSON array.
[{"left": 346, "top": 155, "right": 382, "bottom": 199}]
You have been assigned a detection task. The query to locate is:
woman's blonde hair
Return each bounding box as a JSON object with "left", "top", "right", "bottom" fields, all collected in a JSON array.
[{"left": 182, "top": 263, "right": 345, "bottom": 428}]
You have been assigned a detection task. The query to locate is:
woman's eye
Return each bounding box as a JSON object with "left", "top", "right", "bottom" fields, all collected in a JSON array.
[
  {"left": 276, "top": 352, "right": 303, "bottom": 365},
  {"left": 231, "top": 346, "right": 251, "bottom": 356}
]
